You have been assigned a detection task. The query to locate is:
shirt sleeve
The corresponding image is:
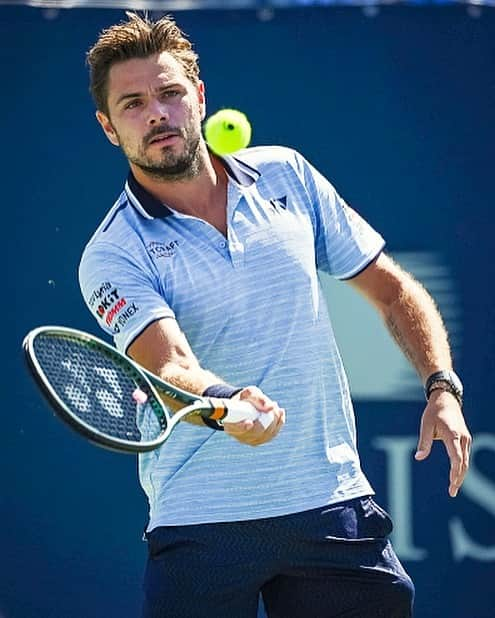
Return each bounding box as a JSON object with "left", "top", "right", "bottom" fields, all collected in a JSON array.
[
  {"left": 295, "top": 152, "right": 386, "bottom": 279},
  {"left": 78, "top": 240, "right": 175, "bottom": 353}
]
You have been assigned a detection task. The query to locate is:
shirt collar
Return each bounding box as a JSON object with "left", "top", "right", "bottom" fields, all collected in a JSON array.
[{"left": 124, "top": 153, "right": 261, "bottom": 220}]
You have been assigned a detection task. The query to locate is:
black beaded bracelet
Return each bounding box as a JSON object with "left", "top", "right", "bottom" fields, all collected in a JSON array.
[
  {"left": 424, "top": 370, "right": 463, "bottom": 407},
  {"left": 201, "top": 383, "right": 243, "bottom": 430}
]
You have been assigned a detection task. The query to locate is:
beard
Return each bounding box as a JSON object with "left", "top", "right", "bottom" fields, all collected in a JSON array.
[{"left": 119, "top": 124, "right": 204, "bottom": 182}]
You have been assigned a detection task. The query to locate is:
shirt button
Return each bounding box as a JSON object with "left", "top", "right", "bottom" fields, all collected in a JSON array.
[{"left": 219, "top": 241, "right": 226, "bottom": 248}]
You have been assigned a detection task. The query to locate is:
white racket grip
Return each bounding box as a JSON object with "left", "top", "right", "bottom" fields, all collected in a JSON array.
[{"left": 222, "top": 401, "right": 275, "bottom": 429}]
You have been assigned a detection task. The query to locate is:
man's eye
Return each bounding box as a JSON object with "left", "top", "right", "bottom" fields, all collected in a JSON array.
[
  {"left": 162, "top": 90, "right": 179, "bottom": 98},
  {"left": 125, "top": 100, "right": 141, "bottom": 109}
]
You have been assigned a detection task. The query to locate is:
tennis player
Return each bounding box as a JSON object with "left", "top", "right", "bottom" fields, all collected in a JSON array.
[{"left": 79, "top": 12, "right": 471, "bottom": 617}]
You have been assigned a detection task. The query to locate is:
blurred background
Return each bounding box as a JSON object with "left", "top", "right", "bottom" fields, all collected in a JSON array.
[{"left": 1, "top": 1, "right": 494, "bottom": 616}]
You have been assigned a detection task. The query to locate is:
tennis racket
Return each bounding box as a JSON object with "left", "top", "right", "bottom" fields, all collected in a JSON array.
[{"left": 23, "top": 326, "right": 273, "bottom": 454}]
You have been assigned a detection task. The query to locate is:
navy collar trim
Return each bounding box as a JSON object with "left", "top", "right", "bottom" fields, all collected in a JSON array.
[
  {"left": 124, "top": 154, "right": 261, "bottom": 220},
  {"left": 125, "top": 172, "right": 171, "bottom": 219}
]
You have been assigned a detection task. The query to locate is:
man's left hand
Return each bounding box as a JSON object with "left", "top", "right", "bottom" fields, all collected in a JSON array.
[{"left": 415, "top": 389, "right": 472, "bottom": 497}]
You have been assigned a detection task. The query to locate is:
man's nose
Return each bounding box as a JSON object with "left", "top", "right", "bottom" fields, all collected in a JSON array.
[{"left": 147, "top": 99, "right": 169, "bottom": 125}]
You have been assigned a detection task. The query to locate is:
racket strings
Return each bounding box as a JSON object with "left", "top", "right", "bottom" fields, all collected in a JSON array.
[{"left": 33, "top": 334, "right": 166, "bottom": 442}]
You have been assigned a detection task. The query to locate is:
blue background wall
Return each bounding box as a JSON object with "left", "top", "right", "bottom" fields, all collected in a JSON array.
[{"left": 2, "top": 5, "right": 494, "bottom": 617}]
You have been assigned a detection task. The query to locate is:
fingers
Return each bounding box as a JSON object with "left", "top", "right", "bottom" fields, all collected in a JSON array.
[
  {"left": 415, "top": 414, "right": 435, "bottom": 461},
  {"left": 224, "top": 412, "right": 284, "bottom": 446},
  {"left": 418, "top": 428, "right": 472, "bottom": 497},
  {"left": 238, "top": 386, "right": 276, "bottom": 411},
  {"left": 444, "top": 434, "right": 463, "bottom": 497},
  {"left": 416, "top": 395, "right": 472, "bottom": 497},
  {"left": 461, "top": 433, "right": 472, "bottom": 479},
  {"left": 444, "top": 432, "right": 472, "bottom": 497},
  {"left": 224, "top": 386, "right": 285, "bottom": 446}
]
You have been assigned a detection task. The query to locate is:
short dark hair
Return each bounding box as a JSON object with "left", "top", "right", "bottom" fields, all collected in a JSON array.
[{"left": 87, "top": 12, "right": 200, "bottom": 116}]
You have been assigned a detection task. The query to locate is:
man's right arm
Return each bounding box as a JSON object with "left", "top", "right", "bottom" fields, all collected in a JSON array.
[
  {"left": 79, "top": 245, "right": 284, "bottom": 444},
  {"left": 128, "top": 317, "right": 224, "bottom": 402},
  {"left": 128, "top": 318, "right": 285, "bottom": 444}
]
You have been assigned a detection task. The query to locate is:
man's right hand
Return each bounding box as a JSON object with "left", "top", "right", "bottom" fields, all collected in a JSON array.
[{"left": 223, "top": 386, "right": 285, "bottom": 446}]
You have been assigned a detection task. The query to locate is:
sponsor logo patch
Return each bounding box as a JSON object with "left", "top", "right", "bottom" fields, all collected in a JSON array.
[
  {"left": 111, "top": 302, "right": 140, "bottom": 334},
  {"left": 88, "top": 281, "right": 113, "bottom": 308},
  {"left": 93, "top": 287, "right": 120, "bottom": 320},
  {"left": 89, "top": 282, "right": 140, "bottom": 334},
  {"left": 147, "top": 240, "right": 180, "bottom": 259},
  {"left": 105, "top": 297, "right": 126, "bottom": 326}
]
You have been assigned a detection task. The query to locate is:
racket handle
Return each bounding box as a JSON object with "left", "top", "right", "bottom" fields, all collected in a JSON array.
[{"left": 221, "top": 400, "right": 275, "bottom": 429}]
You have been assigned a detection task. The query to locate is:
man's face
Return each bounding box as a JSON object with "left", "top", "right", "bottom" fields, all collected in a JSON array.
[{"left": 97, "top": 52, "right": 206, "bottom": 180}]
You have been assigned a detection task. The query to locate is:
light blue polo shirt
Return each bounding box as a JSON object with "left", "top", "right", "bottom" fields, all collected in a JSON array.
[{"left": 79, "top": 146, "right": 385, "bottom": 528}]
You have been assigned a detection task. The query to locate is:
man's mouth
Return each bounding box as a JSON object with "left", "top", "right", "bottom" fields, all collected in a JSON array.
[{"left": 148, "top": 132, "right": 180, "bottom": 146}]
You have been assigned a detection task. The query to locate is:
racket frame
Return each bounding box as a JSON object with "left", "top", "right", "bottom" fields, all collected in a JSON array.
[
  {"left": 23, "top": 326, "right": 180, "bottom": 453},
  {"left": 23, "top": 326, "right": 266, "bottom": 454}
]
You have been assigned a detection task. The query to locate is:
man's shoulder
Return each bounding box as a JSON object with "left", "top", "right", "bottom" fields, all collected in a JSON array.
[
  {"left": 232, "top": 145, "right": 304, "bottom": 174},
  {"left": 83, "top": 188, "right": 133, "bottom": 250}
]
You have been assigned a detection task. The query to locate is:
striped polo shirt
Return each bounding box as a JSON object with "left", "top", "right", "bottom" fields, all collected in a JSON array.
[{"left": 78, "top": 146, "right": 385, "bottom": 528}]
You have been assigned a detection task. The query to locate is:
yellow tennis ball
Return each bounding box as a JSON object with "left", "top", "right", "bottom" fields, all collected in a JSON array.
[{"left": 204, "top": 109, "right": 252, "bottom": 155}]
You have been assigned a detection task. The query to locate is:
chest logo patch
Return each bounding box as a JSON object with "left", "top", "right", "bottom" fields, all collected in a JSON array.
[
  {"left": 147, "top": 240, "right": 180, "bottom": 259},
  {"left": 269, "top": 196, "right": 288, "bottom": 212}
]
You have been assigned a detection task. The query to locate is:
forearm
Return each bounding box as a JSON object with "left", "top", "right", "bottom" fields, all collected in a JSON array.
[
  {"left": 382, "top": 274, "right": 452, "bottom": 382},
  {"left": 127, "top": 319, "right": 233, "bottom": 423},
  {"left": 156, "top": 359, "right": 224, "bottom": 399},
  {"left": 152, "top": 361, "right": 225, "bottom": 424}
]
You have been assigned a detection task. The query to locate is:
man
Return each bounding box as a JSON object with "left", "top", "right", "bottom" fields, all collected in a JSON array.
[{"left": 79, "top": 12, "right": 471, "bottom": 618}]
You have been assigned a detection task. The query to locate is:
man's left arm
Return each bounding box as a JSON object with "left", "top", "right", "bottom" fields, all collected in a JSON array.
[{"left": 348, "top": 252, "right": 472, "bottom": 497}]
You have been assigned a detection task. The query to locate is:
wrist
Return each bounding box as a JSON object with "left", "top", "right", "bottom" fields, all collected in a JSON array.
[
  {"left": 201, "top": 383, "right": 243, "bottom": 430},
  {"left": 424, "top": 370, "right": 463, "bottom": 408},
  {"left": 202, "top": 383, "right": 243, "bottom": 400},
  {"left": 427, "top": 387, "right": 460, "bottom": 406}
]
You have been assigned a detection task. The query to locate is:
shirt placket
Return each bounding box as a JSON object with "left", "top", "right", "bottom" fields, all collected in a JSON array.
[{"left": 226, "top": 181, "right": 246, "bottom": 269}]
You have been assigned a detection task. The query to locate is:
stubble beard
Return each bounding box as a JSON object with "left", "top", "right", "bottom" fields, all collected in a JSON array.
[{"left": 123, "top": 127, "right": 204, "bottom": 182}]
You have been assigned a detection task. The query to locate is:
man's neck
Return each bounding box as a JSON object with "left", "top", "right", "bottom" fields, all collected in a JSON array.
[{"left": 130, "top": 145, "right": 227, "bottom": 219}]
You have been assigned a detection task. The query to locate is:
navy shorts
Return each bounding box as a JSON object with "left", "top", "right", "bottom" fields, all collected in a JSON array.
[{"left": 142, "top": 496, "right": 414, "bottom": 618}]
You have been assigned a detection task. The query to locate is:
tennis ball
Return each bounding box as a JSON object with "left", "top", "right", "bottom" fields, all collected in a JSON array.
[{"left": 204, "top": 109, "right": 252, "bottom": 155}]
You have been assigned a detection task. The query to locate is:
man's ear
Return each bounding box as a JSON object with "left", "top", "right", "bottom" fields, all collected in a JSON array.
[
  {"left": 96, "top": 110, "right": 120, "bottom": 146},
  {"left": 197, "top": 81, "right": 206, "bottom": 121}
]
